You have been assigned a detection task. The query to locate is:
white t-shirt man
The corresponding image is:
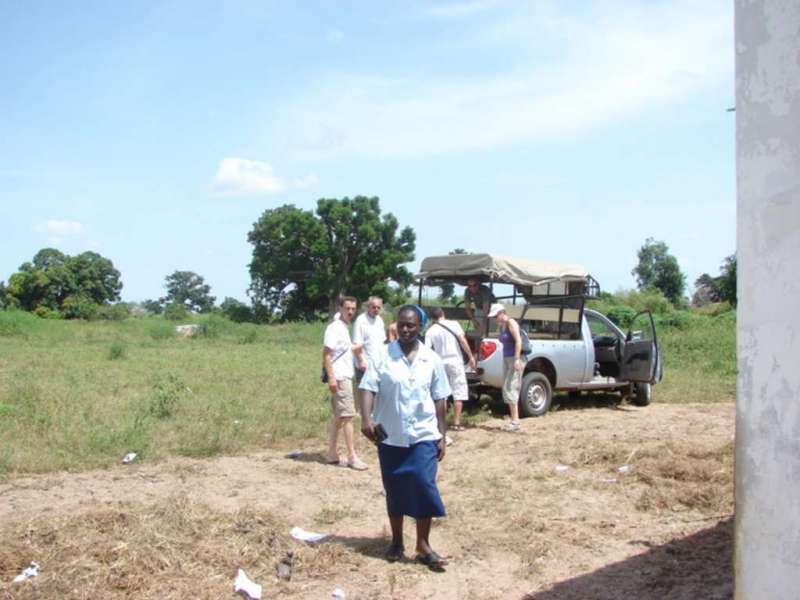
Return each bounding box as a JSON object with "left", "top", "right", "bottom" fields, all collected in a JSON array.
[
  {"left": 425, "top": 318, "right": 470, "bottom": 402},
  {"left": 323, "top": 319, "right": 355, "bottom": 381},
  {"left": 352, "top": 312, "right": 387, "bottom": 367},
  {"left": 425, "top": 318, "right": 466, "bottom": 363}
]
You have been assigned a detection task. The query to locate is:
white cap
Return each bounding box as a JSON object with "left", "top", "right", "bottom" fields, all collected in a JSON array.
[{"left": 487, "top": 303, "right": 505, "bottom": 318}]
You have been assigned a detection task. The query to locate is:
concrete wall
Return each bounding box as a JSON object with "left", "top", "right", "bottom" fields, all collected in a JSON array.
[{"left": 735, "top": 1, "right": 800, "bottom": 598}]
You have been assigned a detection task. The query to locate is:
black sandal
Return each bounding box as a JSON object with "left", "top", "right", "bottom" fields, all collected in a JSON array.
[
  {"left": 385, "top": 543, "right": 404, "bottom": 562},
  {"left": 415, "top": 551, "right": 447, "bottom": 571}
]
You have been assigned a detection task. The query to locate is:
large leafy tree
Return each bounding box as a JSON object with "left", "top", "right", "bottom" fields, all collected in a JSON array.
[
  {"left": 631, "top": 238, "right": 686, "bottom": 306},
  {"left": 164, "top": 271, "right": 216, "bottom": 313},
  {"left": 5, "top": 249, "right": 122, "bottom": 312},
  {"left": 248, "top": 197, "right": 416, "bottom": 320}
]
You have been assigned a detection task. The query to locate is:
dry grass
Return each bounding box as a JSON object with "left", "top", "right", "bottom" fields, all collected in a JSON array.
[{"left": 0, "top": 494, "right": 367, "bottom": 599}]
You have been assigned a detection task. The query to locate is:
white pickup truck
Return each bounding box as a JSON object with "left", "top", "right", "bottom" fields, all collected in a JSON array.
[{"left": 417, "top": 253, "right": 663, "bottom": 417}]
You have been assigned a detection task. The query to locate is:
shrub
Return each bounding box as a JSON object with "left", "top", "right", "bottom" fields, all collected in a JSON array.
[
  {"left": 34, "top": 305, "right": 61, "bottom": 319},
  {"left": 0, "top": 310, "right": 38, "bottom": 336},
  {"left": 220, "top": 297, "right": 255, "bottom": 323},
  {"left": 61, "top": 295, "right": 98, "bottom": 320},
  {"left": 95, "top": 303, "right": 130, "bottom": 321},
  {"left": 107, "top": 339, "right": 127, "bottom": 360},
  {"left": 164, "top": 303, "right": 189, "bottom": 321},
  {"left": 606, "top": 305, "right": 637, "bottom": 328},
  {"left": 658, "top": 310, "right": 696, "bottom": 330},
  {"left": 147, "top": 321, "right": 175, "bottom": 340},
  {"left": 149, "top": 373, "right": 186, "bottom": 419}
]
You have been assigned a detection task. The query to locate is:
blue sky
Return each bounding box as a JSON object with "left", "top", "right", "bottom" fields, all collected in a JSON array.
[{"left": 0, "top": 0, "right": 735, "bottom": 303}]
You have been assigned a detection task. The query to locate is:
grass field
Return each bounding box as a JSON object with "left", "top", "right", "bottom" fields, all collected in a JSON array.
[{"left": 0, "top": 308, "right": 736, "bottom": 476}]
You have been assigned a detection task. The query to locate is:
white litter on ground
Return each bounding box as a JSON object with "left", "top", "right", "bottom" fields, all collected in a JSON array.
[
  {"left": 122, "top": 452, "right": 137, "bottom": 464},
  {"left": 332, "top": 588, "right": 347, "bottom": 598},
  {"left": 554, "top": 464, "right": 570, "bottom": 473},
  {"left": 233, "top": 568, "right": 262, "bottom": 600},
  {"left": 286, "top": 450, "right": 304, "bottom": 459},
  {"left": 12, "top": 562, "right": 39, "bottom": 583},
  {"left": 290, "top": 526, "right": 328, "bottom": 543},
  {"left": 617, "top": 464, "right": 633, "bottom": 474}
]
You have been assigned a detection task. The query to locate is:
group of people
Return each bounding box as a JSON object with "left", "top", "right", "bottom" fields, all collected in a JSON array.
[{"left": 320, "top": 287, "right": 526, "bottom": 569}]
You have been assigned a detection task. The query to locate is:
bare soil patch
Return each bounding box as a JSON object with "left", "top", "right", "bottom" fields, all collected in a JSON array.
[{"left": 0, "top": 401, "right": 734, "bottom": 599}]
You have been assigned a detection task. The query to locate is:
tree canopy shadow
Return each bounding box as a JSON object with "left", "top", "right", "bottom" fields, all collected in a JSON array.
[{"left": 522, "top": 518, "right": 733, "bottom": 600}]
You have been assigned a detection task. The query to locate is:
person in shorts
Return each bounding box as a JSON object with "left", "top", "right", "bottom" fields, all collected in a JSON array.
[
  {"left": 323, "top": 296, "right": 368, "bottom": 470},
  {"left": 425, "top": 306, "right": 476, "bottom": 430}
]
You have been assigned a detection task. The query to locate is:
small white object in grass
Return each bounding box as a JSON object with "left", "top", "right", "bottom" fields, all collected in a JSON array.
[
  {"left": 290, "top": 526, "right": 328, "bottom": 543},
  {"left": 233, "top": 568, "right": 262, "bottom": 600},
  {"left": 617, "top": 464, "right": 633, "bottom": 474},
  {"left": 286, "top": 450, "right": 304, "bottom": 459},
  {"left": 602, "top": 478, "right": 618, "bottom": 484},
  {"left": 122, "top": 452, "right": 137, "bottom": 464},
  {"left": 332, "top": 588, "right": 347, "bottom": 598},
  {"left": 13, "top": 562, "right": 39, "bottom": 583},
  {"left": 554, "top": 464, "right": 570, "bottom": 473}
]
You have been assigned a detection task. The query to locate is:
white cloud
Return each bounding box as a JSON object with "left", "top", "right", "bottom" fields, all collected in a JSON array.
[
  {"left": 271, "top": 1, "right": 732, "bottom": 159},
  {"left": 214, "top": 158, "right": 319, "bottom": 196},
  {"left": 33, "top": 219, "right": 86, "bottom": 236}
]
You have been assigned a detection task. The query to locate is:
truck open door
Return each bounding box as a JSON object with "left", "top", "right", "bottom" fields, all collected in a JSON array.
[{"left": 621, "top": 311, "right": 662, "bottom": 384}]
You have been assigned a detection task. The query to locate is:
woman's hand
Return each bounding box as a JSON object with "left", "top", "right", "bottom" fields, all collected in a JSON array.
[
  {"left": 514, "top": 358, "right": 524, "bottom": 371},
  {"left": 361, "top": 419, "right": 376, "bottom": 442}
]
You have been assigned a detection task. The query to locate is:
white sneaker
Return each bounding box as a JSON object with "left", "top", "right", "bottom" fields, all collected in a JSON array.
[{"left": 502, "top": 421, "right": 521, "bottom": 432}]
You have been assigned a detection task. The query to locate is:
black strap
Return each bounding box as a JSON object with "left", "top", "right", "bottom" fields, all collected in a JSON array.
[{"left": 432, "top": 322, "right": 469, "bottom": 359}]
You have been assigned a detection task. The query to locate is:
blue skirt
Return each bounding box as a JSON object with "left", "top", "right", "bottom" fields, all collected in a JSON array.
[{"left": 378, "top": 440, "right": 446, "bottom": 519}]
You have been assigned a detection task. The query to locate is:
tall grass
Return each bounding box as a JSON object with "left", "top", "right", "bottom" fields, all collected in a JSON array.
[
  {"left": 0, "top": 314, "right": 329, "bottom": 475},
  {"left": 0, "top": 307, "right": 736, "bottom": 476}
]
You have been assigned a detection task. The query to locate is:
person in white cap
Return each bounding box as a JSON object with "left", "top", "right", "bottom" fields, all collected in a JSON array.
[{"left": 487, "top": 303, "right": 523, "bottom": 432}]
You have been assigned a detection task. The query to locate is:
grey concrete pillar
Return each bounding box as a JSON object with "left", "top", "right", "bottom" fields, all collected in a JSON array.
[{"left": 735, "top": 1, "right": 800, "bottom": 598}]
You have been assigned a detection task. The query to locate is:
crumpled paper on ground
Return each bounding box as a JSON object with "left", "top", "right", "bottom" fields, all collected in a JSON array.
[
  {"left": 233, "top": 568, "right": 262, "bottom": 600},
  {"left": 290, "top": 526, "right": 328, "bottom": 543}
]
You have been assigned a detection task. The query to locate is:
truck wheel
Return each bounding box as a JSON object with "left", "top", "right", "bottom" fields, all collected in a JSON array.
[
  {"left": 519, "top": 372, "right": 552, "bottom": 417},
  {"left": 631, "top": 382, "right": 651, "bottom": 406}
]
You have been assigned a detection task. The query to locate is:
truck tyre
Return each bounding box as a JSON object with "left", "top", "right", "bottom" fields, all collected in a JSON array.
[
  {"left": 631, "top": 382, "right": 651, "bottom": 406},
  {"left": 519, "top": 372, "right": 553, "bottom": 417}
]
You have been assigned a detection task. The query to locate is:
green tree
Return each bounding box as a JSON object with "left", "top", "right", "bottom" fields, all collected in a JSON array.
[
  {"left": 220, "top": 297, "right": 254, "bottom": 323},
  {"left": 248, "top": 197, "right": 416, "bottom": 321},
  {"left": 142, "top": 299, "right": 164, "bottom": 315},
  {"left": 0, "top": 280, "right": 6, "bottom": 309},
  {"left": 631, "top": 238, "right": 686, "bottom": 306},
  {"left": 693, "top": 254, "right": 737, "bottom": 307},
  {"left": 164, "top": 271, "right": 216, "bottom": 313},
  {"left": 5, "top": 249, "right": 121, "bottom": 313}
]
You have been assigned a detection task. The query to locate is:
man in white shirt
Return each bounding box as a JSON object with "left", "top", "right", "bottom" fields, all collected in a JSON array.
[
  {"left": 323, "top": 296, "right": 367, "bottom": 470},
  {"left": 424, "top": 306, "right": 476, "bottom": 430},
  {"left": 352, "top": 296, "right": 387, "bottom": 397}
]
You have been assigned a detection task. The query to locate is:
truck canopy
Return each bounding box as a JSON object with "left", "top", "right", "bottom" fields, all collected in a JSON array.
[{"left": 417, "top": 253, "right": 590, "bottom": 288}]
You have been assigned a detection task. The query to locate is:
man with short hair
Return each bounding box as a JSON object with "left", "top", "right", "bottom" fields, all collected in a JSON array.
[
  {"left": 463, "top": 279, "right": 493, "bottom": 333},
  {"left": 425, "top": 307, "right": 476, "bottom": 430},
  {"left": 323, "top": 296, "right": 367, "bottom": 470},
  {"left": 352, "top": 296, "right": 387, "bottom": 379}
]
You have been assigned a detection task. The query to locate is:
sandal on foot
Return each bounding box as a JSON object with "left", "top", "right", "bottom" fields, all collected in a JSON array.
[
  {"left": 326, "top": 457, "right": 347, "bottom": 467},
  {"left": 385, "top": 543, "right": 404, "bottom": 562},
  {"left": 415, "top": 551, "right": 447, "bottom": 570}
]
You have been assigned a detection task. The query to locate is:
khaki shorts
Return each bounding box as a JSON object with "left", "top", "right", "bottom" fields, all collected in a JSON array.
[
  {"left": 443, "top": 360, "right": 469, "bottom": 401},
  {"left": 331, "top": 379, "right": 357, "bottom": 417}
]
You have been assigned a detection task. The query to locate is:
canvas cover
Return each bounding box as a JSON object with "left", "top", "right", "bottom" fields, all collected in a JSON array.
[{"left": 417, "top": 253, "right": 589, "bottom": 287}]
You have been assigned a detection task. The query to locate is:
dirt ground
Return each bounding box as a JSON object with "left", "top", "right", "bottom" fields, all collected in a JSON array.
[{"left": 0, "top": 400, "right": 734, "bottom": 600}]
